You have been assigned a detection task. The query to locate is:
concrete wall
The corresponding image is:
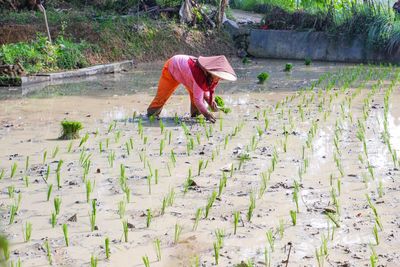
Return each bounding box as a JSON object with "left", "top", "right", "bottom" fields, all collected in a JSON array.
[{"left": 246, "top": 29, "right": 400, "bottom": 63}]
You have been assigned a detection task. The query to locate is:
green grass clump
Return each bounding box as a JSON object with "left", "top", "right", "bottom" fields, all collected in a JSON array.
[
  {"left": 60, "top": 121, "right": 83, "bottom": 140},
  {"left": 257, "top": 72, "right": 269, "bottom": 84}
]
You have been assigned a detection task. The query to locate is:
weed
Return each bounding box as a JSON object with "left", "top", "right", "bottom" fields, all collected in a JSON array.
[
  {"left": 62, "top": 224, "right": 69, "bottom": 246},
  {"left": 7, "top": 186, "right": 14, "bottom": 199},
  {"left": 233, "top": 211, "right": 240, "bottom": 235}
]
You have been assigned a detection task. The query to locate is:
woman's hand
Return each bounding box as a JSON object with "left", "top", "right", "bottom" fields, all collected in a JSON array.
[
  {"left": 204, "top": 112, "right": 216, "bottom": 123},
  {"left": 210, "top": 100, "right": 219, "bottom": 112}
]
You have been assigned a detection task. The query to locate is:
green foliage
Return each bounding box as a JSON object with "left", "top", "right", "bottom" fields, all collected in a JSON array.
[
  {"left": 0, "top": 35, "right": 88, "bottom": 74},
  {"left": 257, "top": 72, "right": 269, "bottom": 84},
  {"left": 284, "top": 63, "right": 293, "bottom": 72},
  {"left": 60, "top": 120, "right": 83, "bottom": 140}
]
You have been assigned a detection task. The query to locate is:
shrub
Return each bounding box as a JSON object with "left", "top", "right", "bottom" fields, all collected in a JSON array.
[{"left": 60, "top": 120, "right": 83, "bottom": 140}]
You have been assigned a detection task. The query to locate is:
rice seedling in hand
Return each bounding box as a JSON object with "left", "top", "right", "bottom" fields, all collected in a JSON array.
[
  {"left": 193, "top": 208, "right": 202, "bottom": 231},
  {"left": 105, "top": 237, "right": 110, "bottom": 259},
  {"left": 290, "top": 210, "right": 297, "bottom": 226},
  {"left": 54, "top": 196, "right": 61, "bottom": 215},
  {"left": 246, "top": 192, "right": 256, "bottom": 222},
  {"left": 10, "top": 162, "right": 17, "bottom": 179},
  {"left": 154, "top": 238, "right": 161, "bottom": 261},
  {"left": 122, "top": 220, "right": 129, "bottom": 242},
  {"left": 266, "top": 230, "right": 274, "bottom": 252},
  {"left": 142, "top": 255, "right": 150, "bottom": 267},
  {"left": 213, "top": 242, "right": 220, "bottom": 265},
  {"left": 257, "top": 72, "right": 269, "bottom": 84},
  {"left": 62, "top": 224, "right": 69, "bottom": 246},
  {"left": 23, "top": 221, "right": 32, "bottom": 242},
  {"left": 44, "top": 240, "right": 52, "bottom": 265},
  {"left": 174, "top": 224, "right": 182, "bottom": 244},
  {"left": 233, "top": 211, "right": 240, "bottom": 235},
  {"left": 146, "top": 209, "right": 152, "bottom": 228},
  {"left": 60, "top": 121, "right": 83, "bottom": 140}
]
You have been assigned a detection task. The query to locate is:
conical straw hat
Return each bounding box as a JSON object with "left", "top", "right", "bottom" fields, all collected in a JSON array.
[{"left": 198, "top": 55, "right": 237, "bottom": 81}]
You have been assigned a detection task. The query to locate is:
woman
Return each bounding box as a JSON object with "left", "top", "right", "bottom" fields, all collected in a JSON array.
[{"left": 147, "top": 55, "right": 237, "bottom": 123}]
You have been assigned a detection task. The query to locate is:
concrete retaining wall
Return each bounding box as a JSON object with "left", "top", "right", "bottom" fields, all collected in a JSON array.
[
  {"left": 17, "top": 60, "right": 134, "bottom": 87},
  {"left": 243, "top": 28, "right": 400, "bottom": 63}
]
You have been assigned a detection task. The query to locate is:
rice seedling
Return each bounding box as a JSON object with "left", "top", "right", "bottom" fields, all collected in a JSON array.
[
  {"left": 7, "top": 186, "right": 14, "bottom": 198},
  {"left": 150, "top": 239, "right": 160, "bottom": 263},
  {"left": 0, "top": 169, "right": 4, "bottom": 180},
  {"left": 125, "top": 142, "right": 130, "bottom": 155},
  {"left": 159, "top": 139, "right": 165, "bottom": 155},
  {"left": 197, "top": 159, "right": 204, "bottom": 176},
  {"left": 60, "top": 120, "right": 83, "bottom": 139},
  {"left": 213, "top": 242, "right": 219, "bottom": 265},
  {"left": 264, "top": 247, "right": 271, "bottom": 267},
  {"left": 224, "top": 135, "right": 229, "bottom": 150},
  {"left": 373, "top": 224, "right": 379, "bottom": 245},
  {"left": 43, "top": 150, "right": 48, "bottom": 164},
  {"left": 215, "top": 229, "right": 225, "bottom": 248},
  {"left": 86, "top": 179, "right": 93, "bottom": 203},
  {"left": 204, "top": 191, "right": 217, "bottom": 219},
  {"left": 233, "top": 211, "right": 240, "bottom": 235},
  {"left": 10, "top": 162, "right": 17, "bottom": 179},
  {"left": 106, "top": 138, "right": 110, "bottom": 149},
  {"left": 284, "top": 63, "right": 293, "bottom": 72},
  {"left": 118, "top": 200, "right": 126, "bottom": 219},
  {"left": 54, "top": 197, "right": 61, "bottom": 215},
  {"left": 51, "top": 212, "right": 57, "bottom": 228},
  {"left": 193, "top": 208, "right": 202, "bottom": 231},
  {"left": 46, "top": 184, "right": 53, "bottom": 201},
  {"left": 44, "top": 240, "right": 52, "bottom": 265},
  {"left": 230, "top": 164, "right": 234, "bottom": 178},
  {"left": 217, "top": 174, "right": 227, "bottom": 198},
  {"left": 370, "top": 246, "right": 378, "bottom": 267},
  {"left": 62, "top": 224, "right": 69, "bottom": 246},
  {"left": 52, "top": 146, "right": 59, "bottom": 158},
  {"left": 293, "top": 180, "right": 300, "bottom": 213},
  {"left": 105, "top": 237, "right": 110, "bottom": 259},
  {"left": 142, "top": 255, "right": 150, "bottom": 267},
  {"left": 147, "top": 174, "right": 152, "bottom": 194},
  {"left": 67, "top": 141, "right": 73, "bottom": 153},
  {"left": 174, "top": 223, "right": 182, "bottom": 244},
  {"left": 108, "top": 151, "right": 115, "bottom": 168},
  {"left": 24, "top": 156, "right": 30, "bottom": 172},
  {"left": 78, "top": 133, "right": 90, "bottom": 148},
  {"left": 89, "top": 210, "right": 96, "bottom": 232},
  {"left": 290, "top": 210, "right": 297, "bottom": 226},
  {"left": 91, "top": 255, "right": 98, "bottom": 267},
  {"left": 278, "top": 218, "right": 285, "bottom": 239},
  {"left": 326, "top": 212, "right": 340, "bottom": 228},
  {"left": 146, "top": 209, "right": 152, "bottom": 228},
  {"left": 23, "top": 221, "right": 32, "bottom": 242},
  {"left": 246, "top": 192, "right": 256, "bottom": 222},
  {"left": 122, "top": 220, "right": 129, "bottom": 242},
  {"left": 257, "top": 72, "right": 269, "bottom": 84},
  {"left": 378, "top": 180, "right": 384, "bottom": 198},
  {"left": 266, "top": 230, "right": 274, "bottom": 252}
]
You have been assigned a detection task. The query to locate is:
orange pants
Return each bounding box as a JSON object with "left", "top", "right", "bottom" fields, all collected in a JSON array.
[{"left": 147, "top": 60, "right": 200, "bottom": 117}]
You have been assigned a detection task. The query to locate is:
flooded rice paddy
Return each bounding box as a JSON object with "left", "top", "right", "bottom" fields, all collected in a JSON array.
[{"left": 0, "top": 59, "right": 399, "bottom": 267}]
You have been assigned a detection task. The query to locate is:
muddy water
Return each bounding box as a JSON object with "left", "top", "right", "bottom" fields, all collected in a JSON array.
[{"left": 1, "top": 60, "right": 399, "bottom": 267}]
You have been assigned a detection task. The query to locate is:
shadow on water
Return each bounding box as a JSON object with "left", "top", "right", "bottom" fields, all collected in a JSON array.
[{"left": 0, "top": 58, "right": 353, "bottom": 100}]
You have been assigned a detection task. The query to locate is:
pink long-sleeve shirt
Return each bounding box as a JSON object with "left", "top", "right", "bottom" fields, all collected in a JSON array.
[{"left": 168, "top": 55, "right": 217, "bottom": 114}]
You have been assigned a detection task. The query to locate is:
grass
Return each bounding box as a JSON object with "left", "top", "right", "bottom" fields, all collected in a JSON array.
[{"left": 60, "top": 121, "right": 83, "bottom": 140}]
